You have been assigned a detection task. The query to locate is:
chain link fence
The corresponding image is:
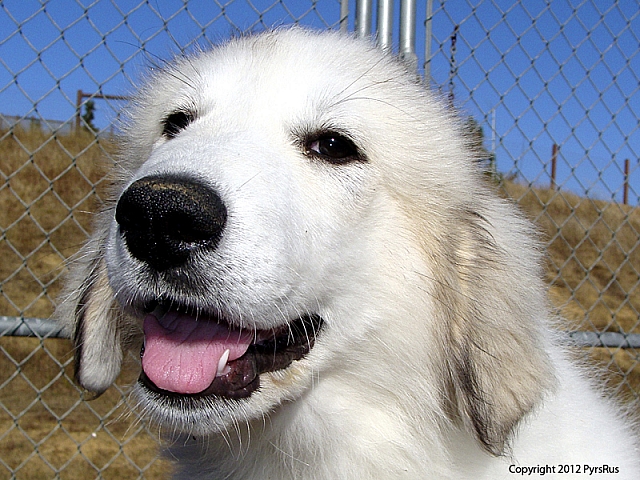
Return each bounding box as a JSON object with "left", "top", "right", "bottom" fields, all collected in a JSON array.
[
  {"left": 426, "top": 0, "right": 640, "bottom": 406},
  {"left": 0, "top": 0, "right": 638, "bottom": 478}
]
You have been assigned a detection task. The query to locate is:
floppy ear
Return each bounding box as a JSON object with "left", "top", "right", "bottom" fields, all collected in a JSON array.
[
  {"left": 58, "top": 234, "right": 125, "bottom": 396},
  {"left": 72, "top": 257, "right": 124, "bottom": 395},
  {"left": 434, "top": 205, "right": 555, "bottom": 456}
]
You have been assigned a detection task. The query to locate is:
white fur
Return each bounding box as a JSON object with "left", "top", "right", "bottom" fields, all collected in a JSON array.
[{"left": 59, "top": 28, "right": 640, "bottom": 478}]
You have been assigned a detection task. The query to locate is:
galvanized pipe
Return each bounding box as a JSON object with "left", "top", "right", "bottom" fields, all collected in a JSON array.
[
  {"left": 424, "top": 0, "right": 434, "bottom": 81},
  {"left": 399, "top": 0, "right": 418, "bottom": 72},
  {"left": 377, "top": 0, "right": 394, "bottom": 52},
  {"left": 340, "top": 0, "right": 349, "bottom": 32},
  {"left": 355, "top": 0, "right": 373, "bottom": 38},
  {"left": 2, "top": 315, "right": 639, "bottom": 349},
  {"left": 0, "top": 316, "right": 68, "bottom": 339},
  {"left": 568, "top": 331, "right": 640, "bottom": 349}
]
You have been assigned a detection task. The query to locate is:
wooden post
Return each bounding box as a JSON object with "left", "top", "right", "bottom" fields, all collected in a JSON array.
[
  {"left": 75, "top": 91, "right": 128, "bottom": 132},
  {"left": 550, "top": 144, "right": 557, "bottom": 190},
  {"left": 75, "top": 89, "right": 84, "bottom": 131},
  {"left": 623, "top": 159, "right": 629, "bottom": 205}
]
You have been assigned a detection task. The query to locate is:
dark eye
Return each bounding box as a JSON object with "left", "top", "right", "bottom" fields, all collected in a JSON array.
[
  {"left": 306, "top": 132, "right": 362, "bottom": 164},
  {"left": 162, "top": 110, "right": 195, "bottom": 139}
]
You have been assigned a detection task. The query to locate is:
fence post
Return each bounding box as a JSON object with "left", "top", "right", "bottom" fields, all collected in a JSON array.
[
  {"left": 424, "top": 0, "right": 433, "bottom": 83},
  {"left": 75, "top": 89, "right": 84, "bottom": 131},
  {"left": 399, "top": 0, "right": 418, "bottom": 72},
  {"left": 550, "top": 143, "right": 557, "bottom": 190},
  {"left": 377, "top": 0, "right": 393, "bottom": 52},
  {"left": 448, "top": 25, "right": 458, "bottom": 107},
  {"left": 623, "top": 159, "right": 629, "bottom": 205},
  {"left": 355, "top": 0, "right": 373, "bottom": 38},
  {"left": 340, "top": 0, "right": 349, "bottom": 32}
]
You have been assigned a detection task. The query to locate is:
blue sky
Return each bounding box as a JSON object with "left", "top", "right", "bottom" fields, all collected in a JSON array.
[
  {"left": 0, "top": 0, "right": 344, "bottom": 129},
  {"left": 1, "top": 0, "right": 638, "bottom": 203},
  {"left": 426, "top": 0, "right": 640, "bottom": 203}
]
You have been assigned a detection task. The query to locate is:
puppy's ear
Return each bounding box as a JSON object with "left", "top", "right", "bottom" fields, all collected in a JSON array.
[
  {"left": 436, "top": 206, "right": 555, "bottom": 456},
  {"left": 72, "top": 258, "right": 124, "bottom": 395},
  {"left": 58, "top": 240, "right": 124, "bottom": 396}
]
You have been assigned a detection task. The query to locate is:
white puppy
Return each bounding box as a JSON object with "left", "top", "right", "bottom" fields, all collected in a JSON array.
[{"left": 60, "top": 27, "right": 640, "bottom": 479}]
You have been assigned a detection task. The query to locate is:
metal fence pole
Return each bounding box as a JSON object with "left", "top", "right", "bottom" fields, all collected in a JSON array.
[
  {"left": 355, "top": 0, "right": 373, "bottom": 38},
  {"left": 340, "top": 0, "right": 350, "bottom": 32},
  {"left": 377, "top": 0, "right": 394, "bottom": 52},
  {"left": 399, "top": 0, "right": 418, "bottom": 72},
  {"left": 424, "top": 0, "right": 433, "bottom": 83}
]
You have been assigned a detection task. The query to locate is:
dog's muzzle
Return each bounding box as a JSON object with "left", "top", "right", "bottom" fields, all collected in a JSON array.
[{"left": 114, "top": 175, "right": 323, "bottom": 400}]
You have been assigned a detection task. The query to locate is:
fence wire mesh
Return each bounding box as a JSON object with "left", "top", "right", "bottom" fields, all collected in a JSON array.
[{"left": 0, "top": 0, "right": 638, "bottom": 478}]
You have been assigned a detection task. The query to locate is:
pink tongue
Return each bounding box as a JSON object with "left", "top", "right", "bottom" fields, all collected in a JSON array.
[{"left": 142, "top": 310, "right": 253, "bottom": 394}]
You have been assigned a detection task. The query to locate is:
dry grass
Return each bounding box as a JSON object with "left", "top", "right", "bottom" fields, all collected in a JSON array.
[
  {"left": 0, "top": 127, "right": 638, "bottom": 477},
  {"left": 0, "top": 338, "right": 169, "bottom": 479},
  {"left": 504, "top": 183, "right": 640, "bottom": 334},
  {"left": 502, "top": 182, "right": 640, "bottom": 400},
  {"left": 0, "top": 126, "right": 108, "bottom": 319},
  {"left": 0, "top": 127, "right": 170, "bottom": 478}
]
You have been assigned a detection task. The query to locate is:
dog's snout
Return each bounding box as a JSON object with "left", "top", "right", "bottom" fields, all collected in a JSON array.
[{"left": 115, "top": 175, "right": 227, "bottom": 271}]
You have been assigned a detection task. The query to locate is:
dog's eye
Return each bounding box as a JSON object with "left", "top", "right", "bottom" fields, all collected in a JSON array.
[
  {"left": 306, "top": 132, "right": 362, "bottom": 164},
  {"left": 162, "top": 110, "right": 195, "bottom": 139}
]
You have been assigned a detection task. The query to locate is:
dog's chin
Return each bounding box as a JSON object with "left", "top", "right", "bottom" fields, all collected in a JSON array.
[
  {"left": 132, "top": 305, "right": 323, "bottom": 428},
  {"left": 131, "top": 367, "right": 310, "bottom": 436}
]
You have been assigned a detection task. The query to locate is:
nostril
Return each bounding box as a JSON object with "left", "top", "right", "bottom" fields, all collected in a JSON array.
[{"left": 115, "top": 175, "right": 227, "bottom": 271}]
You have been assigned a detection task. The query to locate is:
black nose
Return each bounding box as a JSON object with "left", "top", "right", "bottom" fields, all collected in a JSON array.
[{"left": 115, "top": 175, "right": 227, "bottom": 271}]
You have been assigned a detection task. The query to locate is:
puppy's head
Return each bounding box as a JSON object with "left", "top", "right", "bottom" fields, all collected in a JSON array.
[{"left": 60, "top": 27, "right": 553, "bottom": 454}]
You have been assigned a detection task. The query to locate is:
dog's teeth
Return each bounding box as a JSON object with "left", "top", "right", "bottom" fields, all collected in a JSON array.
[{"left": 217, "top": 349, "right": 231, "bottom": 377}]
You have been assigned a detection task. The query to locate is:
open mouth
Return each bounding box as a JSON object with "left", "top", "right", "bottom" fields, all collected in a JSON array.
[{"left": 139, "top": 304, "right": 323, "bottom": 400}]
